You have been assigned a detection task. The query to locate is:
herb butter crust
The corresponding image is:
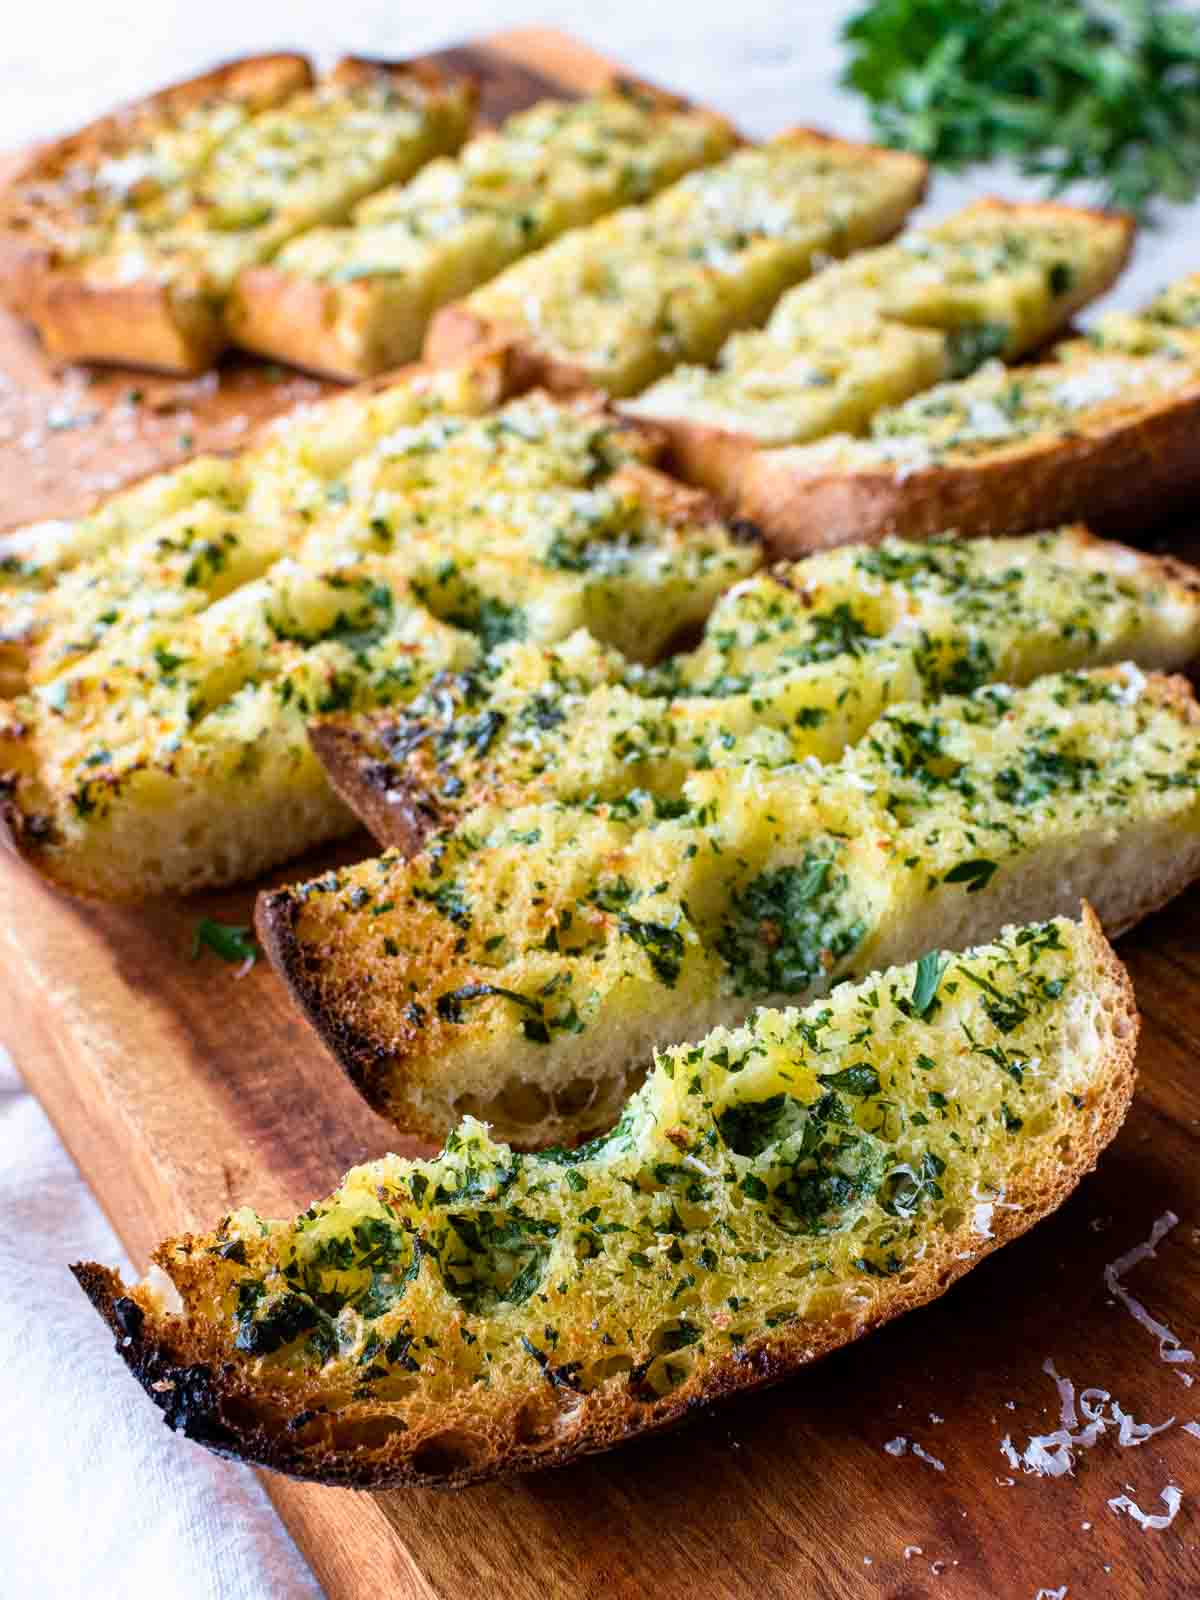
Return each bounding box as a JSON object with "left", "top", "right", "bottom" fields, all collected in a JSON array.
[
  {"left": 74, "top": 908, "right": 1137, "bottom": 1490},
  {"left": 302, "top": 528, "right": 1200, "bottom": 864},
  {"left": 259, "top": 662, "right": 1200, "bottom": 1150},
  {"left": 0, "top": 374, "right": 754, "bottom": 901}
]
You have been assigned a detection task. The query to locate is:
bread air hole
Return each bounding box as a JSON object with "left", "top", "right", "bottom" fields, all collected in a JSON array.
[
  {"left": 641, "top": 1350, "right": 697, "bottom": 1397},
  {"left": 331, "top": 1413, "right": 411, "bottom": 1452},
  {"left": 410, "top": 1429, "right": 491, "bottom": 1479}
]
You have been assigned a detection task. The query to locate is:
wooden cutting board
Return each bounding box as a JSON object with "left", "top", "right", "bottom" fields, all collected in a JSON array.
[{"left": 1, "top": 29, "right": 1197, "bottom": 1600}]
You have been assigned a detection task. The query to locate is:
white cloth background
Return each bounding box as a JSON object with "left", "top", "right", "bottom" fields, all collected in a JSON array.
[{"left": 3, "top": 4, "right": 1199, "bottom": 1597}]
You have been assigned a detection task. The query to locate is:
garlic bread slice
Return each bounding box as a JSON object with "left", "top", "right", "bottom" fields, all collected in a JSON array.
[
  {"left": 229, "top": 83, "right": 738, "bottom": 379},
  {"left": 0, "top": 347, "right": 519, "bottom": 698},
  {"left": 0, "top": 52, "right": 314, "bottom": 317},
  {"left": 21, "top": 60, "right": 474, "bottom": 373},
  {"left": 621, "top": 200, "right": 1133, "bottom": 500},
  {"left": 0, "top": 393, "right": 756, "bottom": 899},
  {"left": 261, "top": 666, "right": 1200, "bottom": 1148},
  {"left": 741, "top": 346, "right": 1200, "bottom": 552},
  {"left": 77, "top": 908, "right": 1135, "bottom": 1489},
  {"left": 310, "top": 529, "right": 1200, "bottom": 855},
  {"left": 426, "top": 130, "right": 928, "bottom": 396}
]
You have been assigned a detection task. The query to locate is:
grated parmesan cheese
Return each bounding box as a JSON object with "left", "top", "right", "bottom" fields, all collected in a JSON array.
[
  {"left": 1000, "top": 1359, "right": 1176, "bottom": 1477},
  {"left": 1104, "top": 1213, "right": 1196, "bottom": 1382},
  {"left": 1107, "top": 1485, "right": 1183, "bottom": 1532}
]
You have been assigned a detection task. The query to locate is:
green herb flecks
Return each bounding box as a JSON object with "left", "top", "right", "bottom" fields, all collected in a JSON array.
[{"left": 716, "top": 853, "right": 867, "bottom": 997}]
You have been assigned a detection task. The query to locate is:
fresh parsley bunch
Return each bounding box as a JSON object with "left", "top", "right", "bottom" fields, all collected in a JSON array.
[{"left": 843, "top": 0, "right": 1200, "bottom": 219}]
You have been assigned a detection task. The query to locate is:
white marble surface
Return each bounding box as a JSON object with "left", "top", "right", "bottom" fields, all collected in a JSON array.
[{"left": 2, "top": 5, "right": 1198, "bottom": 1598}]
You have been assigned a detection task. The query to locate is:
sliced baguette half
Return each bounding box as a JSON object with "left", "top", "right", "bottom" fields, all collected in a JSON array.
[
  {"left": 75, "top": 907, "right": 1136, "bottom": 1489},
  {"left": 0, "top": 388, "right": 755, "bottom": 900},
  {"left": 739, "top": 349, "right": 1200, "bottom": 553},
  {"left": 228, "top": 81, "right": 739, "bottom": 380},
  {"left": 17, "top": 59, "right": 475, "bottom": 374},
  {"left": 619, "top": 199, "right": 1134, "bottom": 504},
  {"left": 260, "top": 665, "right": 1200, "bottom": 1148}
]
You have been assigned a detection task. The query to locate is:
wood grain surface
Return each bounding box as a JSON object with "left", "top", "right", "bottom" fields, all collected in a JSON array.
[{"left": 1, "top": 29, "right": 1197, "bottom": 1600}]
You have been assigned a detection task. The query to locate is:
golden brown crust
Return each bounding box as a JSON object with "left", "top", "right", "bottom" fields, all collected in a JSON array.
[
  {"left": 0, "top": 53, "right": 313, "bottom": 318},
  {"left": 228, "top": 265, "right": 378, "bottom": 380},
  {"left": 740, "top": 378, "right": 1200, "bottom": 554},
  {"left": 30, "top": 274, "right": 227, "bottom": 374},
  {"left": 622, "top": 411, "right": 762, "bottom": 506},
  {"left": 71, "top": 904, "right": 1139, "bottom": 1489},
  {"left": 424, "top": 304, "right": 600, "bottom": 396}
]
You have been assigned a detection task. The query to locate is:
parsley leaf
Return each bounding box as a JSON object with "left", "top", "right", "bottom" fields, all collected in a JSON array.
[
  {"left": 191, "top": 919, "right": 258, "bottom": 967},
  {"left": 944, "top": 858, "right": 998, "bottom": 893},
  {"left": 843, "top": 0, "right": 1200, "bottom": 221},
  {"left": 911, "top": 950, "right": 948, "bottom": 1016}
]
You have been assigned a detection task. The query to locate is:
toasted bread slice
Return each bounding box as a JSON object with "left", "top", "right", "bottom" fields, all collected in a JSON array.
[
  {"left": 229, "top": 82, "right": 738, "bottom": 380},
  {"left": 0, "top": 52, "right": 314, "bottom": 318},
  {"left": 76, "top": 907, "right": 1136, "bottom": 1489},
  {"left": 425, "top": 130, "right": 928, "bottom": 397},
  {"left": 310, "top": 529, "right": 1200, "bottom": 857},
  {"left": 765, "top": 200, "right": 1134, "bottom": 359},
  {"left": 620, "top": 200, "right": 1134, "bottom": 502},
  {"left": 0, "top": 345, "right": 522, "bottom": 694},
  {"left": 261, "top": 666, "right": 1200, "bottom": 1148},
  {"left": 0, "top": 391, "right": 756, "bottom": 900},
  {"left": 17, "top": 60, "right": 475, "bottom": 373},
  {"left": 740, "top": 347, "right": 1200, "bottom": 553}
]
